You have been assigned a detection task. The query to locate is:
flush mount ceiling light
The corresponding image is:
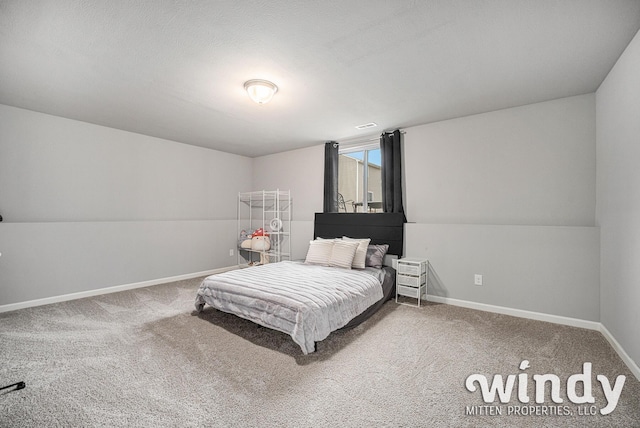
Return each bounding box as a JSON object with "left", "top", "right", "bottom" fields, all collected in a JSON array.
[{"left": 244, "top": 79, "right": 278, "bottom": 104}]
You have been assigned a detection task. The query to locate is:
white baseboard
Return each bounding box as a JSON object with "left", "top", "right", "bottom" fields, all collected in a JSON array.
[
  {"left": 426, "top": 294, "right": 639, "bottom": 381},
  {"left": 426, "top": 294, "right": 601, "bottom": 330},
  {"left": 599, "top": 324, "right": 640, "bottom": 381},
  {"left": 0, "top": 266, "right": 237, "bottom": 314}
]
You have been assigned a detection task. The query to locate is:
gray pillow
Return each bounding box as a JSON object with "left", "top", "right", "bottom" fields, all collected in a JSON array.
[{"left": 365, "top": 244, "right": 389, "bottom": 268}]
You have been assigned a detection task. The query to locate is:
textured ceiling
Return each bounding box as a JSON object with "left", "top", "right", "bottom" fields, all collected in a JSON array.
[{"left": 1, "top": 1, "right": 639, "bottom": 157}]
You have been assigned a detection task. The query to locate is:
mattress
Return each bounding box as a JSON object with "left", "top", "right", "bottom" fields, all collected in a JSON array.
[{"left": 194, "top": 260, "right": 386, "bottom": 354}]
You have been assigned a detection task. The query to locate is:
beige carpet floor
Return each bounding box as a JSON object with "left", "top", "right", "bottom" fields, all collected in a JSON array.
[{"left": 1, "top": 277, "right": 638, "bottom": 427}]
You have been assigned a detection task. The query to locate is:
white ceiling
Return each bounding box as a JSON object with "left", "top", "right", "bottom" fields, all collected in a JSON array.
[{"left": 1, "top": 1, "right": 639, "bottom": 157}]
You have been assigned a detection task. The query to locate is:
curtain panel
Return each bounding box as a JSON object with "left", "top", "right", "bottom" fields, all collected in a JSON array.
[
  {"left": 323, "top": 141, "right": 339, "bottom": 213},
  {"left": 380, "top": 130, "right": 407, "bottom": 222}
]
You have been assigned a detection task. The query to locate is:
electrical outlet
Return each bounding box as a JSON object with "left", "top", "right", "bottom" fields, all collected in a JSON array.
[
  {"left": 474, "top": 274, "right": 483, "bottom": 286},
  {"left": 229, "top": 249, "right": 234, "bottom": 256}
]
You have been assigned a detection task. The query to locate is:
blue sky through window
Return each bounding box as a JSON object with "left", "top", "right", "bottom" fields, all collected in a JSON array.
[{"left": 344, "top": 149, "right": 381, "bottom": 166}]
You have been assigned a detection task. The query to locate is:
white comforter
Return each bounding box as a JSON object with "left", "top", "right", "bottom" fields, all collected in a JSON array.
[{"left": 194, "top": 261, "right": 384, "bottom": 354}]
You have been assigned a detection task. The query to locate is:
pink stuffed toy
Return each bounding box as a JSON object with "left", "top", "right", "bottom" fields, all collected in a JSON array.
[{"left": 251, "top": 228, "right": 271, "bottom": 264}]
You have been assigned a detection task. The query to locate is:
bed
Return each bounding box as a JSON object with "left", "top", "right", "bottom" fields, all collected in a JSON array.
[{"left": 194, "top": 212, "right": 404, "bottom": 354}]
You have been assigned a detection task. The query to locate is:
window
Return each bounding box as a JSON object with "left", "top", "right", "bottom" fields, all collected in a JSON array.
[{"left": 338, "top": 142, "right": 382, "bottom": 212}]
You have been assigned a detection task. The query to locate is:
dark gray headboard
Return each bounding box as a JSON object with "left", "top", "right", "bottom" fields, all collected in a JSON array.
[{"left": 313, "top": 212, "right": 404, "bottom": 256}]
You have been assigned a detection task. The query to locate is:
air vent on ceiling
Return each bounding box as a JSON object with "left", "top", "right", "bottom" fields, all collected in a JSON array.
[{"left": 355, "top": 122, "right": 378, "bottom": 130}]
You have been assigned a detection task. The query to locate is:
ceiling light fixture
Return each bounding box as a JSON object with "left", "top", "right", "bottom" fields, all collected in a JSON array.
[{"left": 244, "top": 79, "right": 278, "bottom": 104}]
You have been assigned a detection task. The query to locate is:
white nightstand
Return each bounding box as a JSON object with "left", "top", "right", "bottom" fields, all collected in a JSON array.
[{"left": 395, "top": 258, "right": 428, "bottom": 307}]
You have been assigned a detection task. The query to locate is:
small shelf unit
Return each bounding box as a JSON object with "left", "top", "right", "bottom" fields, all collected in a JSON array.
[
  {"left": 395, "top": 258, "right": 428, "bottom": 307},
  {"left": 237, "top": 189, "right": 291, "bottom": 267}
]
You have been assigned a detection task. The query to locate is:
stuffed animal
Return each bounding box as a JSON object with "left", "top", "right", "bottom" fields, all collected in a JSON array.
[
  {"left": 251, "top": 235, "right": 271, "bottom": 252},
  {"left": 252, "top": 228, "right": 266, "bottom": 237},
  {"left": 250, "top": 228, "right": 271, "bottom": 264},
  {"left": 239, "top": 229, "right": 253, "bottom": 249},
  {"left": 238, "top": 230, "right": 249, "bottom": 247}
]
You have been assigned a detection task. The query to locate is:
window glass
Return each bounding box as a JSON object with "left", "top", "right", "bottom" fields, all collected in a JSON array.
[{"left": 338, "top": 145, "right": 382, "bottom": 212}]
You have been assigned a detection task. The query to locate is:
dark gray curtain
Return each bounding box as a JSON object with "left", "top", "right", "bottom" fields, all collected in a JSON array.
[
  {"left": 380, "top": 130, "right": 406, "bottom": 222},
  {"left": 323, "top": 141, "right": 339, "bottom": 213}
]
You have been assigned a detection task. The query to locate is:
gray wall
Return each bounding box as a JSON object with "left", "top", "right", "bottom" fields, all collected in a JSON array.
[
  {"left": 0, "top": 105, "right": 251, "bottom": 306},
  {"left": 252, "top": 145, "right": 324, "bottom": 260},
  {"left": 596, "top": 29, "right": 640, "bottom": 368},
  {"left": 253, "top": 95, "right": 600, "bottom": 322},
  {"left": 404, "top": 95, "right": 600, "bottom": 321},
  {"left": 405, "top": 95, "right": 596, "bottom": 226},
  {"left": 405, "top": 223, "right": 599, "bottom": 320}
]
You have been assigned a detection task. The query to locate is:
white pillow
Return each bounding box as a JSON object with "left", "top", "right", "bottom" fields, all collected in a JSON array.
[
  {"left": 304, "top": 239, "right": 334, "bottom": 266},
  {"left": 343, "top": 236, "right": 371, "bottom": 269},
  {"left": 328, "top": 240, "right": 360, "bottom": 269}
]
